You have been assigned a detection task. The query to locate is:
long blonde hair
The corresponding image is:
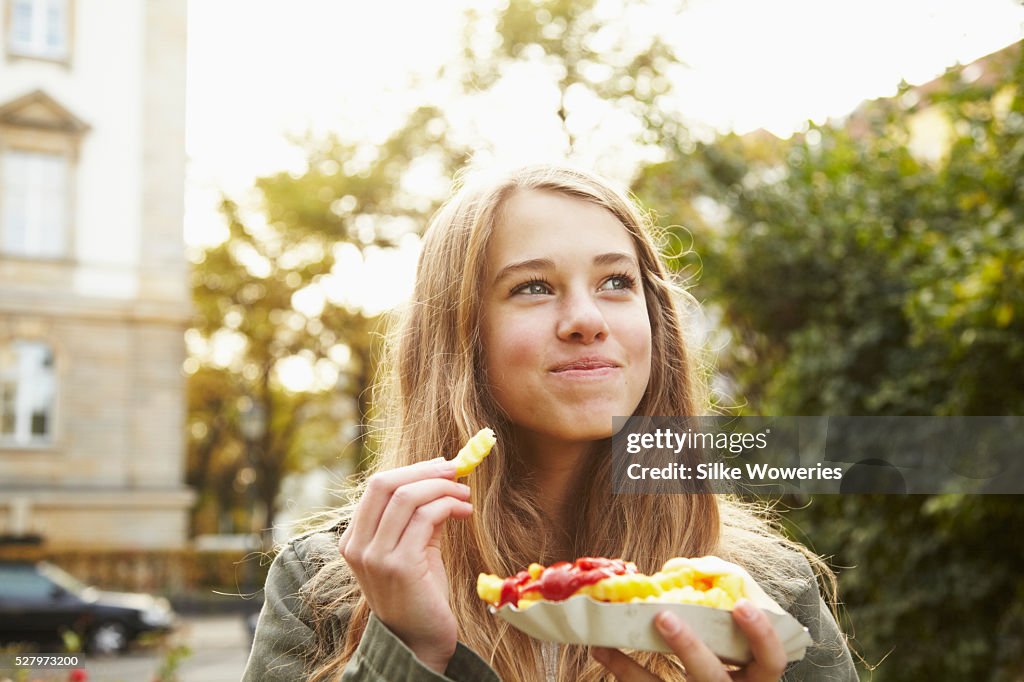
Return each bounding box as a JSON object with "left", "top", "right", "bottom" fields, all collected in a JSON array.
[{"left": 302, "top": 165, "right": 834, "bottom": 681}]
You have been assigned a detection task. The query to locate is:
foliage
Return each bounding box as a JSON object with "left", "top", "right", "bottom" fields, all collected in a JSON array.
[
  {"left": 634, "top": 43, "right": 1024, "bottom": 680},
  {"left": 187, "top": 107, "right": 463, "bottom": 539},
  {"left": 458, "top": 0, "right": 688, "bottom": 156},
  {"left": 152, "top": 644, "right": 192, "bottom": 682},
  {"left": 641, "top": 46, "right": 1024, "bottom": 417}
]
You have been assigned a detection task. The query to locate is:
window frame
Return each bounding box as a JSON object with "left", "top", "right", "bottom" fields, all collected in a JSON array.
[
  {"left": 0, "top": 90, "right": 87, "bottom": 263},
  {"left": 1, "top": 147, "right": 72, "bottom": 260},
  {"left": 0, "top": 565, "right": 61, "bottom": 600},
  {"left": 0, "top": 338, "right": 59, "bottom": 449},
  {"left": 5, "top": 0, "right": 75, "bottom": 66}
]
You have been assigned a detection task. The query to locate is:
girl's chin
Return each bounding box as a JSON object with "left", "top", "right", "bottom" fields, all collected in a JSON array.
[
  {"left": 511, "top": 403, "right": 640, "bottom": 444},
  {"left": 542, "top": 422, "right": 615, "bottom": 444}
]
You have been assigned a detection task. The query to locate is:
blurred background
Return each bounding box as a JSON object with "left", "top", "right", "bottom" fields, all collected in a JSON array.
[{"left": 1, "top": 0, "right": 1023, "bottom": 679}]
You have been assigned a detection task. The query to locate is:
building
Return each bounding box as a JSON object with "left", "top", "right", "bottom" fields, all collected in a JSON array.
[
  {"left": 844, "top": 41, "right": 1020, "bottom": 161},
  {"left": 0, "top": 0, "right": 193, "bottom": 550}
]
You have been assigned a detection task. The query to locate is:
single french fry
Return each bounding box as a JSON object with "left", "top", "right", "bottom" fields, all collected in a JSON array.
[{"left": 451, "top": 428, "right": 496, "bottom": 478}]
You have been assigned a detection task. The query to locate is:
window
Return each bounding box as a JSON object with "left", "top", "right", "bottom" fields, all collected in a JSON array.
[
  {"left": 8, "top": 0, "right": 69, "bottom": 60},
  {"left": 1, "top": 150, "right": 69, "bottom": 258},
  {"left": 0, "top": 91, "right": 87, "bottom": 258},
  {"left": 0, "top": 340, "right": 56, "bottom": 446},
  {"left": 0, "top": 565, "right": 57, "bottom": 600}
]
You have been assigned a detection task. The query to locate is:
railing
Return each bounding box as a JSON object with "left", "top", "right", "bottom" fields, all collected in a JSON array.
[{"left": 0, "top": 546, "right": 271, "bottom": 609}]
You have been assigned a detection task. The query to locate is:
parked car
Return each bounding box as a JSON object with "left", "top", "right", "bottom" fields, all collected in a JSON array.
[{"left": 0, "top": 560, "right": 175, "bottom": 654}]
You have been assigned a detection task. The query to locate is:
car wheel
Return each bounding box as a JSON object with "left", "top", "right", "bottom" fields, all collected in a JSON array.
[{"left": 88, "top": 621, "right": 128, "bottom": 655}]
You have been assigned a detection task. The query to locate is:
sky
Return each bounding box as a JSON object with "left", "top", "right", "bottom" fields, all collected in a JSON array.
[{"left": 184, "top": 0, "right": 1024, "bottom": 314}]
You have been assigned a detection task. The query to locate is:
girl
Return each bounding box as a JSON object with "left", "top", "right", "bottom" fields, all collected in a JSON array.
[{"left": 243, "top": 165, "right": 856, "bottom": 681}]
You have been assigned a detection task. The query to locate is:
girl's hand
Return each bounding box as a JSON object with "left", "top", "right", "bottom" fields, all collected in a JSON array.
[
  {"left": 591, "top": 600, "right": 788, "bottom": 682},
  {"left": 339, "top": 458, "right": 473, "bottom": 674}
]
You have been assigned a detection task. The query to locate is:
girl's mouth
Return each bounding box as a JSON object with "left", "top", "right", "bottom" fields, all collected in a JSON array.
[{"left": 550, "top": 357, "right": 620, "bottom": 377}]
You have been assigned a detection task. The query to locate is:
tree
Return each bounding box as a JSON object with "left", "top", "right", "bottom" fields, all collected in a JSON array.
[
  {"left": 632, "top": 43, "right": 1024, "bottom": 680},
  {"left": 187, "top": 107, "right": 465, "bottom": 540},
  {"left": 634, "top": 44, "right": 1024, "bottom": 418},
  {"left": 454, "top": 0, "right": 690, "bottom": 164}
]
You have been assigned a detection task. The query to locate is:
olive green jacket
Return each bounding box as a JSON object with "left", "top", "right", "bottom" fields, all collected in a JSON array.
[{"left": 242, "top": 528, "right": 857, "bottom": 682}]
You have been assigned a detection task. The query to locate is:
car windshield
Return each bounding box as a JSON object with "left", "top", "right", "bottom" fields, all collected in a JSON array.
[{"left": 37, "top": 562, "right": 89, "bottom": 594}]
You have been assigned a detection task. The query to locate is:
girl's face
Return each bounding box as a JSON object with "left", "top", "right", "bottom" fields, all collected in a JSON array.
[{"left": 480, "top": 189, "right": 653, "bottom": 449}]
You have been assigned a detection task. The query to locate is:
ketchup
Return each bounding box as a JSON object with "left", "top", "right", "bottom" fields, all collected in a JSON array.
[{"left": 498, "top": 557, "right": 634, "bottom": 607}]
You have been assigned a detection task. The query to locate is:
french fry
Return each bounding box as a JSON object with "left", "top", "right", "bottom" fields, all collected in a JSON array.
[
  {"left": 478, "top": 556, "right": 749, "bottom": 610},
  {"left": 451, "top": 428, "right": 496, "bottom": 478}
]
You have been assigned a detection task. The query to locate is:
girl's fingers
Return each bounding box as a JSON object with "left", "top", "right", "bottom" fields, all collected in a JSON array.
[
  {"left": 591, "top": 647, "right": 661, "bottom": 682},
  {"left": 593, "top": 609, "right": 786, "bottom": 682},
  {"left": 730, "top": 600, "right": 787, "bottom": 682},
  {"left": 654, "top": 612, "right": 731, "bottom": 682},
  {"left": 346, "top": 458, "right": 457, "bottom": 553},
  {"left": 392, "top": 496, "right": 474, "bottom": 558},
  {"left": 367, "top": 478, "right": 471, "bottom": 553}
]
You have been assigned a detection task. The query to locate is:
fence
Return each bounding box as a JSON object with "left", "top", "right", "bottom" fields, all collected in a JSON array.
[{"left": 0, "top": 545, "right": 271, "bottom": 612}]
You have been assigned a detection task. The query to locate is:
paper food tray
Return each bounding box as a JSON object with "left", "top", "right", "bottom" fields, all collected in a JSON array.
[{"left": 492, "top": 598, "right": 811, "bottom": 665}]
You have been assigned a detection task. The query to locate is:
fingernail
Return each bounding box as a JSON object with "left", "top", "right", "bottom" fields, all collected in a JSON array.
[
  {"left": 656, "top": 611, "right": 681, "bottom": 635},
  {"left": 734, "top": 599, "right": 756, "bottom": 621}
]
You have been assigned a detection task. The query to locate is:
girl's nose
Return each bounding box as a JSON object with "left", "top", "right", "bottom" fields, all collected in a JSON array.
[{"left": 556, "top": 291, "right": 610, "bottom": 343}]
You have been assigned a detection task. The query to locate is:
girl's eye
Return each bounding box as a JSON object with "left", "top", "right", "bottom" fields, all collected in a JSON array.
[
  {"left": 513, "top": 279, "right": 553, "bottom": 296},
  {"left": 600, "top": 273, "right": 637, "bottom": 291}
]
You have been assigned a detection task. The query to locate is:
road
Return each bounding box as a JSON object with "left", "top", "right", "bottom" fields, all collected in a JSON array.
[{"left": 2, "top": 614, "right": 252, "bottom": 682}]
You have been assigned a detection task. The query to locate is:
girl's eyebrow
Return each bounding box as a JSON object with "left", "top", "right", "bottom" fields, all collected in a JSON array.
[{"left": 491, "top": 252, "right": 639, "bottom": 286}]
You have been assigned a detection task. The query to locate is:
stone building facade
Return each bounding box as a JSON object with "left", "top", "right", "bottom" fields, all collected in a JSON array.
[{"left": 0, "top": 0, "right": 194, "bottom": 549}]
